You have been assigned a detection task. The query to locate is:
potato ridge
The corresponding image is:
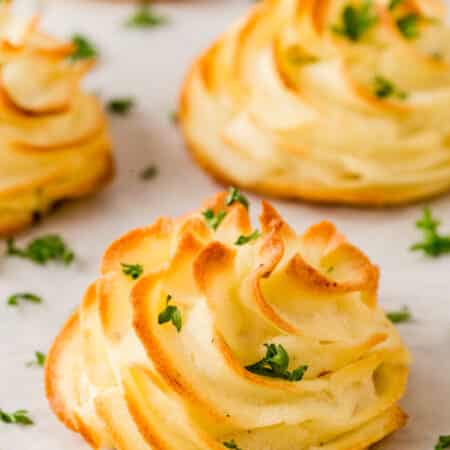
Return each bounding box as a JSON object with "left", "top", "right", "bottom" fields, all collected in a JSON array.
[{"left": 46, "top": 191, "right": 411, "bottom": 450}]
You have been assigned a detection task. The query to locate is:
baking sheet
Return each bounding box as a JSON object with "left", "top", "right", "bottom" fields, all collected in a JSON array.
[{"left": 1, "top": 1, "right": 449, "bottom": 449}]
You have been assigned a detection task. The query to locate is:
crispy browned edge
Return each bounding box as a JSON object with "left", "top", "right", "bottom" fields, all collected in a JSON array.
[
  {"left": 0, "top": 150, "right": 114, "bottom": 237},
  {"left": 177, "top": 5, "right": 450, "bottom": 207},
  {"left": 45, "top": 293, "right": 102, "bottom": 448},
  {"left": 45, "top": 311, "right": 80, "bottom": 433}
]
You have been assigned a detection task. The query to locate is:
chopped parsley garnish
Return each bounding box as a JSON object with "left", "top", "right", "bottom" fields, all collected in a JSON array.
[
  {"left": 435, "top": 436, "right": 450, "bottom": 450},
  {"left": 140, "top": 165, "right": 159, "bottom": 180},
  {"left": 125, "top": 2, "right": 168, "bottom": 28},
  {"left": 223, "top": 440, "right": 243, "bottom": 450},
  {"left": 121, "top": 263, "right": 144, "bottom": 280},
  {"left": 226, "top": 187, "right": 249, "bottom": 209},
  {"left": 396, "top": 13, "right": 420, "bottom": 39},
  {"left": 235, "top": 230, "right": 260, "bottom": 246},
  {"left": 388, "top": 0, "right": 403, "bottom": 10},
  {"left": 332, "top": 1, "right": 378, "bottom": 42},
  {"left": 7, "top": 293, "right": 42, "bottom": 307},
  {"left": 202, "top": 209, "right": 227, "bottom": 231},
  {"left": 158, "top": 295, "right": 182, "bottom": 332},
  {"left": 0, "top": 409, "right": 33, "bottom": 425},
  {"left": 26, "top": 352, "right": 46, "bottom": 368},
  {"left": 6, "top": 235, "right": 74, "bottom": 266},
  {"left": 387, "top": 306, "right": 412, "bottom": 323},
  {"left": 245, "top": 343, "right": 308, "bottom": 382},
  {"left": 374, "top": 76, "right": 407, "bottom": 99},
  {"left": 411, "top": 208, "right": 450, "bottom": 257},
  {"left": 107, "top": 97, "right": 134, "bottom": 115},
  {"left": 169, "top": 110, "right": 179, "bottom": 124},
  {"left": 70, "top": 34, "right": 97, "bottom": 61}
]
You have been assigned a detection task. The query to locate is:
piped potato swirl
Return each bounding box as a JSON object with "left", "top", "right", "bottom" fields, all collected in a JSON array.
[
  {"left": 180, "top": 0, "right": 450, "bottom": 205},
  {"left": 0, "top": 1, "right": 112, "bottom": 235},
  {"left": 46, "top": 191, "right": 410, "bottom": 450}
]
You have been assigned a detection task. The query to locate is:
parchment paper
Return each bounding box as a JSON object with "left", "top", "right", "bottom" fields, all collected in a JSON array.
[{"left": 1, "top": 1, "right": 449, "bottom": 449}]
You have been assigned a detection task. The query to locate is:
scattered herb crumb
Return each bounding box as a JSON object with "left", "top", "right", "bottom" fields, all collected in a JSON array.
[
  {"left": 202, "top": 209, "right": 227, "bottom": 231},
  {"left": 235, "top": 230, "right": 260, "bottom": 246},
  {"left": 388, "top": 0, "right": 403, "bottom": 10},
  {"left": 435, "top": 436, "right": 450, "bottom": 450},
  {"left": 121, "top": 263, "right": 144, "bottom": 280},
  {"left": 374, "top": 76, "right": 407, "bottom": 99},
  {"left": 0, "top": 409, "right": 33, "bottom": 426},
  {"left": 411, "top": 208, "right": 450, "bottom": 257},
  {"left": 246, "top": 343, "right": 308, "bottom": 382},
  {"left": 158, "top": 295, "right": 182, "bottom": 332},
  {"left": 140, "top": 165, "right": 159, "bottom": 181},
  {"left": 125, "top": 2, "right": 168, "bottom": 28},
  {"left": 223, "top": 440, "right": 243, "bottom": 449},
  {"left": 6, "top": 235, "right": 74, "bottom": 266},
  {"left": 332, "top": 1, "right": 378, "bottom": 42},
  {"left": 226, "top": 187, "right": 249, "bottom": 209},
  {"left": 70, "top": 34, "right": 97, "bottom": 61},
  {"left": 107, "top": 97, "right": 134, "bottom": 115},
  {"left": 169, "top": 110, "right": 179, "bottom": 124},
  {"left": 7, "top": 293, "right": 42, "bottom": 307},
  {"left": 396, "top": 13, "right": 420, "bottom": 39},
  {"left": 387, "top": 306, "right": 412, "bottom": 324},
  {"left": 26, "top": 352, "right": 46, "bottom": 368}
]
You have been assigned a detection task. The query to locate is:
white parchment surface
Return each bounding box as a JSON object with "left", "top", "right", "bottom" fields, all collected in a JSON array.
[{"left": 1, "top": 1, "right": 449, "bottom": 449}]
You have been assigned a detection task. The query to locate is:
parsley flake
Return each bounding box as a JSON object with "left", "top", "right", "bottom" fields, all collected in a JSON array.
[
  {"left": 226, "top": 187, "right": 249, "bottom": 209},
  {"left": 140, "top": 165, "right": 159, "bottom": 180},
  {"left": 223, "top": 440, "right": 243, "bottom": 450},
  {"left": 411, "top": 208, "right": 450, "bottom": 257},
  {"left": 169, "top": 110, "right": 179, "bottom": 124},
  {"left": 158, "top": 295, "right": 182, "bottom": 332},
  {"left": 125, "top": 2, "right": 168, "bottom": 29},
  {"left": 0, "top": 409, "right": 33, "bottom": 426},
  {"left": 26, "top": 351, "right": 46, "bottom": 368},
  {"left": 70, "top": 34, "right": 97, "bottom": 61},
  {"left": 332, "top": 1, "right": 378, "bottom": 42},
  {"left": 6, "top": 235, "right": 74, "bottom": 266},
  {"left": 7, "top": 293, "right": 42, "bottom": 307},
  {"left": 374, "top": 76, "right": 407, "bottom": 100},
  {"left": 388, "top": 0, "right": 403, "bottom": 10},
  {"left": 108, "top": 97, "right": 134, "bottom": 115},
  {"left": 396, "top": 13, "right": 420, "bottom": 39},
  {"left": 121, "top": 263, "right": 144, "bottom": 280},
  {"left": 246, "top": 343, "right": 308, "bottom": 382},
  {"left": 235, "top": 230, "right": 260, "bottom": 246},
  {"left": 386, "top": 306, "right": 412, "bottom": 323},
  {"left": 202, "top": 209, "right": 227, "bottom": 231},
  {"left": 435, "top": 436, "right": 450, "bottom": 450}
]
